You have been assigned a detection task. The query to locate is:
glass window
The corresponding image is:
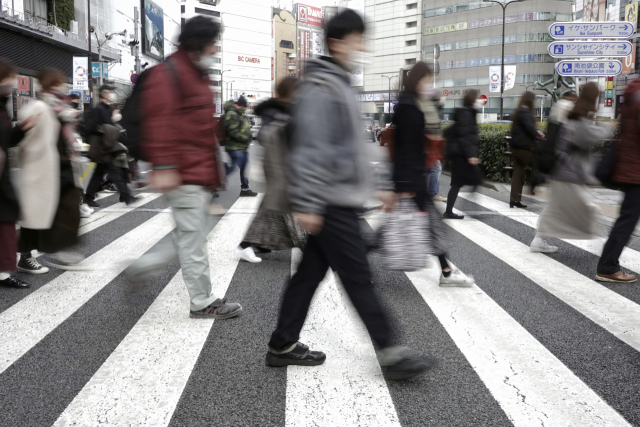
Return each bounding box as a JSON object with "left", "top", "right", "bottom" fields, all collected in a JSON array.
[
  {"left": 468, "top": 38, "right": 479, "bottom": 48},
  {"left": 455, "top": 79, "right": 466, "bottom": 86},
  {"left": 435, "top": 7, "right": 446, "bottom": 15},
  {"left": 505, "top": 34, "right": 516, "bottom": 44},
  {"left": 280, "top": 40, "right": 294, "bottom": 49},
  {"left": 467, "top": 77, "right": 478, "bottom": 85},
  {"left": 443, "top": 43, "right": 452, "bottom": 51},
  {"left": 454, "top": 99, "right": 465, "bottom": 107},
  {"left": 422, "top": 45, "right": 434, "bottom": 52},
  {"left": 443, "top": 80, "right": 454, "bottom": 87},
  {"left": 424, "top": 9, "right": 436, "bottom": 17},
  {"left": 503, "top": 97, "right": 515, "bottom": 109},
  {"left": 445, "top": 99, "right": 455, "bottom": 108},
  {"left": 435, "top": 80, "right": 444, "bottom": 88},
  {"left": 468, "top": 1, "right": 482, "bottom": 9},
  {"left": 445, "top": 5, "right": 455, "bottom": 13},
  {"left": 478, "top": 77, "right": 489, "bottom": 85},
  {"left": 479, "top": 38, "right": 490, "bottom": 47},
  {"left": 491, "top": 36, "right": 502, "bottom": 45},
  {"left": 458, "top": 40, "right": 467, "bottom": 49},
  {"left": 454, "top": 60, "right": 466, "bottom": 68},
  {"left": 517, "top": 33, "right": 526, "bottom": 42},
  {"left": 489, "top": 97, "right": 501, "bottom": 108},
  {"left": 457, "top": 4, "right": 469, "bottom": 11}
]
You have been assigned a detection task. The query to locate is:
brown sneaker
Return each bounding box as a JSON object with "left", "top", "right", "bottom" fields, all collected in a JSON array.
[{"left": 595, "top": 271, "right": 637, "bottom": 283}]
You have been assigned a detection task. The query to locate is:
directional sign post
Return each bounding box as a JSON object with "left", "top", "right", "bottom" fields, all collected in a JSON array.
[
  {"left": 549, "top": 22, "right": 635, "bottom": 39},
  {"left": 556, "top": 60, "right": 622, "bottom": 77},
  {"left": 549, "top": 41, "right": 633, "bottom": 58}
]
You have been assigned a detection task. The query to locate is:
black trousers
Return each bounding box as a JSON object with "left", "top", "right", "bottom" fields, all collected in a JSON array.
[
  {"left": 269, "top": 206, "right": 392, "bottom": 351},
  {"left": 597, "top": 185, "right": 640, "bottom": 275},
  {"left": 86, "top": 163, "right": 130, "bottom": 198}
]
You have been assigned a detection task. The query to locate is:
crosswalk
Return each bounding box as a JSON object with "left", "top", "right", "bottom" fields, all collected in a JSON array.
[{"left": 1, "top": 189, "right": 639, "bottom": 427}]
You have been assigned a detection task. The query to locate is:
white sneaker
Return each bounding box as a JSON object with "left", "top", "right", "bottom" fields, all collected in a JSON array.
[
  {"left": 81, "top": 203, "right": 95, "bottom": 214},
  {"left": 439, "top": 269, "right": 475, "bottom": 287},
  {"left": 80, "top": 206, "right": 91, "bottom": 218},
  {"left": 433, "top": 195, "right": 447, "bottom": 202},
  {"left": 530, "top": 239, "right": 558, "bottom": 253},
  {"left": 234, "top": 246, "right": 262, "bottom": 263}
]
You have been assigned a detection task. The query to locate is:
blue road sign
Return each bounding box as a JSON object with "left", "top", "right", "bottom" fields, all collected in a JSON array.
[
  {"left": 91, "top": 62, "right": 108, "bottom": 78},
  {"left": 556, "top": 60, "right": 622, "bottom": 77},
  {"left": 549, "top": 22, "right": 635, "bottom": 39},
  {"left": 548, "top": 41, "right": 633, "bottom": 58}
]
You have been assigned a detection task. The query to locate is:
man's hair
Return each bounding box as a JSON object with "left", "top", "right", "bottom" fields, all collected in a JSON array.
[
  {"left": 35, "top": 67, "right": 66, "bottom": 91},
  {"left": 326, "top": 9, "right": 365, "bottom": 55},
  {"left": 99, "top": 84, "right": 113, "bottom": 99},
  {"left": 0, "top": 59, "right": 18, "bottom": 82},
  {"left": 179, "top": 16, "right": 221, "bottom": 53},
  {"left": 69, "top": 93, "right": 80, "bottom": 101}
]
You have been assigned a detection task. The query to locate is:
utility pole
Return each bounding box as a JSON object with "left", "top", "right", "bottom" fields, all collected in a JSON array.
[
  {"left": 134, "top": 7, "right": 141, "bottom": 75},
  {"left": 87, "top": 0, "right": 92, "bottom": 109},
  {"left": 483, "top": 0, "right": 525, "bottom": 120},
  {"left": 221, "top": 69, "right": 231, "bottom": 101},
  {"left": 381, "top": 75, "right": 396, "bottom": 122}
]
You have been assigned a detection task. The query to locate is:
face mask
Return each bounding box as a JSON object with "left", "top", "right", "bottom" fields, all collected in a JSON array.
[
  {"left": 107, "top": 93, "right": 117, "bottom": 103},
  {"left": 473, "top": 100, "right": 483, "bottom": 109},
  {"left": 419, "top": 86, "right": 438, "bottom": 100},
  {"left": 194, "top": 54, "right": 216, "bottom": 71},
  {"left": 112, "top": 113, "right": 122, "bottom": 122},
  {"left": 51, "top": 89, "right": 66, "bottom": 99},
  {"left": 342, "top": 50, "right": 367, "bottom": 73},
  {"left": 0, "top": 84, "right": 12, "bottom": 98}
]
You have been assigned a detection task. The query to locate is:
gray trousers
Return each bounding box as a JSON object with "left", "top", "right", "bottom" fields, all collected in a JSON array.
[{"left": 166, "top": 185, "right": 217, "bottom": 311}]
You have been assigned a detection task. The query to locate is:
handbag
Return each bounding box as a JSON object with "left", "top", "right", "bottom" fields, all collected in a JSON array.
[
  {"left": 379, "top": 198, "right": 431, "bottom": 271},
  {"left": 595, "top": 141, "right": 619, "bottom": 190},
  {"left": 380, "top": 125, "right": 444, "bottom": 169}
]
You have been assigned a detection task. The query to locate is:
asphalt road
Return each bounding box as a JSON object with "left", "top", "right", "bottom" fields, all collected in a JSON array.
[{"left": 1, "top": 159, "right": 639, "bottom": 427}]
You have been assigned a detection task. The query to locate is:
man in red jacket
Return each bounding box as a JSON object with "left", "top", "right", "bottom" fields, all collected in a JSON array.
[
  {"left": 596, "top": 80, "right": 640, "bottom": 283},
  {"left": 142, "top": 16, "right": 242, "bottom": 318}
]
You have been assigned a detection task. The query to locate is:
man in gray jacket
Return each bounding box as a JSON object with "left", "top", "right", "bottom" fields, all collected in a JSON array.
[{"left": 265, "top": 9, "right": 434, "bottom": 381}]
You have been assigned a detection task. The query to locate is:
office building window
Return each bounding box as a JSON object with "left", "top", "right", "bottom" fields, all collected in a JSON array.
[
  {"left": 280, "top": 40, "right": 294, "bottom": 49},
  {"left": 195, "top": 7, "right": 220, "bottom": 17},
  {"left": 406, "top": 40, "right": 417, "bottom": 46},
  {"left": 406, "top": 21, "right": 417, "bottom": 28},
  {"left": 181, "top": 5, "right": 185, "bottom": 13},
  {"left": 405, "top": 58, "right": 417, "bottom": 65},
  {"left": 407, "top": 3, "right": 417, "bottom": 9}
]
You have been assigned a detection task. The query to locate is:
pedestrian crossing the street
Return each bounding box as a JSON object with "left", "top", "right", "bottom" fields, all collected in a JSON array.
[{"left": 1, "top": 190, "right": 640, "bottom": 427}]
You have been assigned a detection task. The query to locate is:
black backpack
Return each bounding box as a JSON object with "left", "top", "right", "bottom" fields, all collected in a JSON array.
[
  {"left": 535, "top": 121, "right": 562, "bottom": 175},
  {"left": 120, "top": 60, "right": 180, "bottom": 161}
]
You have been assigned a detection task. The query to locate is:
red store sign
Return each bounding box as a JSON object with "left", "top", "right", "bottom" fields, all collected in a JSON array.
[
  {"left": 238, "top": 56, "right": 261, "bottom": 64},
  {"left": 297, "top": 3, "right": 322, "bottom": 27}
]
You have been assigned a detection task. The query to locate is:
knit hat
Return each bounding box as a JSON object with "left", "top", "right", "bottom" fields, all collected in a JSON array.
[{"left": 237, "top": 95, "right": 247, "bottom": 107}]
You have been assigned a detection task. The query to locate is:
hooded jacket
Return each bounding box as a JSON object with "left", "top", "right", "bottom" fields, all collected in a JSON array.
[
  {"left": 288, "top": 57, "right": 383, "bottom": 214},
  {"left": 223, "top": 100, "right": 252, "bottom": 152}
]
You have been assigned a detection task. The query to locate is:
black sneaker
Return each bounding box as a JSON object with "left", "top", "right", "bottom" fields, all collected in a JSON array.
[
  {"left": 17, "top": 256, "right": 50, "bottom": 274},
  {"left": 266, "top": 342, "right": 326, "bottom": 367},
  {"left": 239, "top": 189, "right": 258, "bottom": 197},
  {"left": 379, "top": 347, "right": 438, "bottom": 381},
  {"left": 443, "top": 212, "right": 464, "bottom": 220},
  {"left": 190, "top": 298, "right": 242, "bottom": 319},
  {"left": 0, "top": 276, "right": 31, "bottom": 289},
  {"left": 84, "top": 196, "right": 101, "bottom": 208},
  {"left": 120, "top": 195, "right": 140, "bottom": 205}
]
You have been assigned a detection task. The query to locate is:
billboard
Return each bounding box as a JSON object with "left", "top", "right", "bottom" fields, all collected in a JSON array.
[
  {"left": 297, "top": 3, "right": 322, "bottom": 27},
  {"left": 72, "top": 57, "right": 88, "bottom": 90},
  {"left": 141, "top": 0, "right": 164, "bottom": 61},
  {"left": 624, "top": 2, "right": 638, "bottom": 75}
]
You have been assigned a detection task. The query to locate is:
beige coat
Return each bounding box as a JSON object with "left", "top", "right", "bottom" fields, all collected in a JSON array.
[{"left": 16, "top": 100, "right": 60, "bottom": 229}]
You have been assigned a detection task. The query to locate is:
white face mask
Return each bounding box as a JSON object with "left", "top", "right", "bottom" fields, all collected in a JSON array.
[
  {"left": 473, "top": 100, "right": 483, "bottom": 109},
  {"left": 194, "top": 54, "right": 216, "bottom": 71},
  {"left": 419, "top": 86, "right": 438, "bottom": 100},
  {"left": 342, "top": 50, "right": 368, "bottom": 73},
  {"left": 112, "top": 113, "right": 122, "bottom": 123},
  {"left": 106, "top": 93, "right": 117, "bottom": 104}
]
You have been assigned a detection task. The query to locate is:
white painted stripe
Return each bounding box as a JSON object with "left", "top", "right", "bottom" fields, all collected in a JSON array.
[
  {"left": 458, "top": 192, "right": 640, "bottom": 275},
  {"left": 52, "top": 196, "right": 262, "bottom": 427},
  {"left": 77, "top": 193, "right": 164, "bottom": 236},
  {"left": 436, "top": 208, "right": 640, "bottom": 354},
  {"left": 0, "top": 213, "right": 175, "bottom": 375},
  {"left": 365, "top": 214, "right": 631, "bottom": 427},
  {"left": 285, "top": 249, "right": 402, "bottom": 427}
]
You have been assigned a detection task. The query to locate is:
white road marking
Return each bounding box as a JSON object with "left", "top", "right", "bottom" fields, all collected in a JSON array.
[
  {"left": 458, "top": 192, "right": 640, "bottom": 275},
  {"left": 78, "top": 193, "right": 163, "bottom": 236},
  {"left": 285, "top": 250, "right": 402, "bottom": 427},
  {"left": 0, "top": 213, "right": 175, "bottom": 375},
  {"left": 52, "top": 196, "right": 261, "bottom": 427},
  {"left": 366, "top": 214, "right": 631, "bottom": 427}
]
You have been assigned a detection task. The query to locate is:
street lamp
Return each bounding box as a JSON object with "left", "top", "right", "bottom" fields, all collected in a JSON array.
[
  {"left": 483, "top": 0, "right": 525, "bottom": 120},
  {"left": 221, "top": 69, "right": 231, "bottom": 101},
  {"left": 94, "top": 30, "right": 127, "bottom": 87},
  {"left": 381, "top": 75, "right": 397, "bottom": 119}
]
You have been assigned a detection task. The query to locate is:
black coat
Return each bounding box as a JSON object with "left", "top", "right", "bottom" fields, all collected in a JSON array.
[
  {"left": 88, "top": 101, "right": 112, "bottom": 136},
  {"left": 392, "top": 94, "right": 426, "bottom": 194},
  {"left": 510, "top": 107, "right": 538, "bottom": 150},
  {"left": 254, "top": 98, "right": 287, "bottom": 127},
  {"left": 0, "top": 106, "right": 25, "bottom": 223},
  {"left": 447, "top": 107, "right": 478, "bottom": 159}
]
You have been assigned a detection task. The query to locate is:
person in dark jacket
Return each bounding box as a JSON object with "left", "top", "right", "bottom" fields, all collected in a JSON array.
[
  {"left": 83, "top": 85, "right": 132, "bottom": 207},
  {"left": 444, "top": 90, "right": 481, "bottom": 219},
  {"left": 0, "top": 60, "right": 38, "bottom": 288},
  {"left": 509, "top": 91, "right": 542, "bottom": 208},
  {"left": 224, "top": 95, "right": 257, "bottom": 197},
  {"left": 596, "top": 79, "right": 640, "bottom": 283},
  {"left": 140, "top": 15, "right": 242, "bottom": 320},
  {"left": 392, "top": 61, "right": 474, "bottom": 287}
]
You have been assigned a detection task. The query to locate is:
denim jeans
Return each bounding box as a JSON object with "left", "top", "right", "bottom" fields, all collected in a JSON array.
[
  {"left": 427, "top": 160, "right": 442, "bottom": 198},
  {"left": 225, "top": 150, "right": 249, "bottom": 189}
]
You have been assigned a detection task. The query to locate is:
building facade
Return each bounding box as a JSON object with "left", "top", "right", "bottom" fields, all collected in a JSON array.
[{"left": 273, "top": 8, "right": 297, "bottom": 86}]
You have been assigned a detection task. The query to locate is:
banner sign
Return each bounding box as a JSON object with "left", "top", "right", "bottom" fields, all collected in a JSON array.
[
  {"left": 548, "top": 41, "right": 633, "bottom": 58},
  {"left": 73, "top": 57, "right": 88, "bottom": 90},
  {"left": 549, "top": 22, "right": 635, "bottom": 39},
  {"left": 556, "top": 60, "right": 622, "bottom": 76},
  {"left": 504, "top": 65, "right": 516, "bottom": 91},
  {"left": 297, "top": 3, "right": 322, "bottom": 27},
  {"left": 489, "top": 66, "right": 501, "bottom": 92}
]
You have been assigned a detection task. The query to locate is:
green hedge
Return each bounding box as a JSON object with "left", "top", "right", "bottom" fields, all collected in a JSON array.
[
  {"left": 443, "top": 120, "right": 618, "bottom": 183},
  {"left": 48, "top": 0, "right": 75, "bottom": 31}
]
